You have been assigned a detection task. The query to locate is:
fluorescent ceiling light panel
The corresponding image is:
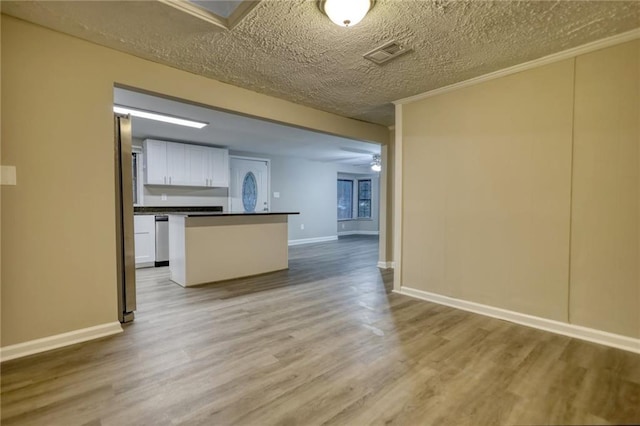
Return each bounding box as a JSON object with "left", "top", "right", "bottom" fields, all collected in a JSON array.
[{"left": 113, "top": 105, "right": 208, "bottom": 129}]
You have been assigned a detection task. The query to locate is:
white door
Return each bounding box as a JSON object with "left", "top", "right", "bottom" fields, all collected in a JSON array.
[{"left": 230, "top": 157, "right": 269, "bottom": 212}]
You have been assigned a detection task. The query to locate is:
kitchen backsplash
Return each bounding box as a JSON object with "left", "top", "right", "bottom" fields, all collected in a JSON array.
[{"left": 143, "top": 186, "right": 229, "bottom": 210}]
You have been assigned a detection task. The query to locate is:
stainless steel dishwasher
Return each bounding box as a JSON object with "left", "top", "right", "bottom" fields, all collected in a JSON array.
[{"left": 155, "top": 215, "right": 169, "bottom": 267}]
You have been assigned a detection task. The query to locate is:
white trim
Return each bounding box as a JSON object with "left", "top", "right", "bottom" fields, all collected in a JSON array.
[
  {"left": 338, "top": 230, "right": 379, "bottom": 236},
  {"left": 395, "top": 286, "right": 640, "bottom": 355},
  {"left": 288, "top": 235, "right": 338, "bottom": 246},
  {"left": 394, "top": 28, "right": 640, "bottom": 105},
  {"left": 0, "top": 322, "right": 123, "bottom": 362},
  {"left": 377, "top": 261, "right": 395, "bottom": 269}
]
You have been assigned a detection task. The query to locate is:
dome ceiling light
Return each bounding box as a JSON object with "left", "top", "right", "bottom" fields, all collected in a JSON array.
[{"left": 319, "top": 0, "right": 375, "bottom": 28}]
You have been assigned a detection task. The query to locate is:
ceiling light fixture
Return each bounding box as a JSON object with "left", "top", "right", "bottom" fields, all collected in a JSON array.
[
  {"left": 113, "top": 105, "right": 208, "bottom": 129},
  {"left": 371, "top": 154, "right": 382, "bottom": 172},
  {"left": 319, "top": 0, "right": 374, "bottom": 27}
]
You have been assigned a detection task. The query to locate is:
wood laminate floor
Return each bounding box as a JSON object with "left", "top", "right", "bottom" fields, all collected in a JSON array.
[{"left": 2, "top": 236, "right": 640, "bottom": 425}]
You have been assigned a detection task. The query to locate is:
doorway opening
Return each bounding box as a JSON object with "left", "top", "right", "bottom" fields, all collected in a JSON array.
[{"left": 113, "top": 85, "right": 390, "bottom": 323}]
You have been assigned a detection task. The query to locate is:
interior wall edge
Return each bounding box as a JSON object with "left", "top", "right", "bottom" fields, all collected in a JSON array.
[
  {"left": 392, "top": 104, "right": 403, "bottom": 293},
  {"left": 396, "top": 285, "right": 640, "bottom": 355},
  {"left": 393, "top": 27, "right": 640, "bottom": 106}
]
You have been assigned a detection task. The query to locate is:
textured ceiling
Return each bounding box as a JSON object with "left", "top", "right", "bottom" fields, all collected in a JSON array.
[{"left": 2, "top": 1, "right": 639, "bottom": 126}]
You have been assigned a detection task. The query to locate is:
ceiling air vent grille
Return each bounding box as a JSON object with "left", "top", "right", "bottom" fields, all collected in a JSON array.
[{"left": 363, "top": 40, "right": 411, "bottom": 65}]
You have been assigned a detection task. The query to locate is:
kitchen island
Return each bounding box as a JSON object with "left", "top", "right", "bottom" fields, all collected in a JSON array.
[{"left": 168, "top": 212, "right": 299, "bottom": 287}]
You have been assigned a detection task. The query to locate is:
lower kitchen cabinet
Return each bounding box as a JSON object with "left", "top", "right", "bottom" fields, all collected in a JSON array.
[{"left": 134, "top": 215, "right": 155, "bottom": 268}]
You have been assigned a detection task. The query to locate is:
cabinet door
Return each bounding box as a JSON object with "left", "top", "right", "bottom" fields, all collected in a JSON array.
[
  {"left": 166, "top": 142, "right": 188, "bottom": 186},
  {"left": 144, "top": 140, "right": 167, "bottom": 185},
  {"left": 134, "top": 215, "right": 156, "bottom": 267},
  {"left": 185, "top": 144, "right": 209, "bottom": 187},
  {"left": 209, "top": 148, "right": 229, "bottom": 187}
]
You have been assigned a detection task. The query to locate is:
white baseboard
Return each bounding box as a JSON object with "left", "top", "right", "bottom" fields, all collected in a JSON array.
[
  {"left": 0, "top": 321, "right": 123, "bottom": 362},
  {"left": 288, "top": 235, "right": 338, "bottom": 246},
  {"left": 377, "top": 261, "right": 395, "bottom": 269},
  {"left": 338, "top": 231, "right": 380, "bottom": 236},
  {"left": 395, "top": 286, "right": 640, "bottom": 355}
]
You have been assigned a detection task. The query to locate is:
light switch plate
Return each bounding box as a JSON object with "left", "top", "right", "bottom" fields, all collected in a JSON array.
[
  {"left": 161, "top": 194, "right": 167, "bottom": 201},
  {"left": 1, "top": 165, "right": 17, "bottom": 186},
  {"left": 273, "top": 192, "right": 280, "bottom": 198}
]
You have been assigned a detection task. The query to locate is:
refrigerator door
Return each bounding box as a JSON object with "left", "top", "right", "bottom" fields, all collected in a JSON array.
[{"left": 114, "top": 114, "right": 136, "bottom": 322}]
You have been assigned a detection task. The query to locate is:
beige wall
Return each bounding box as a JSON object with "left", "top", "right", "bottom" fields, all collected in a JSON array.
[
  {"left": 400, "top": 40, "right": 639, "bottom": 338},
  {"left": 402, "top": 60, "right": 574, "bottom": 322},
  {"left": 569, "top": 41, "right": 639, "bottom": 337},
  {"left": 0, "top": 16, "right": 388, "bottom": 347}
]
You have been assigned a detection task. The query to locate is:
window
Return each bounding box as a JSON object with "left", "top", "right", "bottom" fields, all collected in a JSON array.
[
  {"left": 358, "top": 179, "right": 372, "bottom": 218},
  {"left": 337, "top": 179, "right": 353, "bottom": 220}
]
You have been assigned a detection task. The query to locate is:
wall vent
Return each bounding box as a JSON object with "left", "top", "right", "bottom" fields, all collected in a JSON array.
[{"left": 363, "top": 40, "right": 411, "bottom": 65}]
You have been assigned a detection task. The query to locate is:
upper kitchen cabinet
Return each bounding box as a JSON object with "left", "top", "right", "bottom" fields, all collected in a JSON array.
[
  {"left": 143, "top": 139, "right": 229, "bottom": 187},
  {"left": 144, "top": 139, "right": 168, "bottom": 185},
  {"left": 208, "top": 147, "right": 229, "bottom": 187},
  {"left": 185, "top": 144, "right": 210, "bottom": 187},
  {"left": 166, "top": 141, "right": 189, "bottom": 186}
]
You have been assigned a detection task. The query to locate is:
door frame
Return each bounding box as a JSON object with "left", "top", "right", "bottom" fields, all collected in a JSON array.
[
  {"left": 114, "top": 114, "right": 136, "bottom": 323},
  {"left": 229, "top": 155, "right": 271, "bottom": 212}
]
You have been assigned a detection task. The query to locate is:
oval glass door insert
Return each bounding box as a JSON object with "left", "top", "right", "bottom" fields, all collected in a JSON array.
[{"left": 242, "top": 172, "right": 258, "bottom": 212}]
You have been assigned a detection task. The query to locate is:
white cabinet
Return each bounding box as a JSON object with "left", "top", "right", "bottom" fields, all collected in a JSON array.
[
  {"left": 185, "top": 144, "right": 210, "bottom": 187},
  {"left": 166, "top": 142, "right": 188, "bottom": 186},
  {"left": 144, "top": 140, "right": 168, "bottom": 185},
  {"left": 134, "top": 215, "right": 155, "bottom": 268},
  {"left": 208, "top": 147, "right": 229, "bottom": 187},
  {"left": 143, "top": 139, "right": 229, "bottom": 188}
]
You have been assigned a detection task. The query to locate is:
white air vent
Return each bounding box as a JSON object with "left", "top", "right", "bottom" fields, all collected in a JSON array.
[{"left": 363, "top": 40, "right": 411, "bottom": 65}]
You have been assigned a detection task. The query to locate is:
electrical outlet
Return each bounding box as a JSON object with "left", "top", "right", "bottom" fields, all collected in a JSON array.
[
  {"left": 341, "top": 223, "right": 345, "bottom": 229},
  {"left": 300, "top": 224, "right": 304, "bottom": 230},
  {"left": 161, "top": 194, "right": 167, "bottom": 201},
  {"left": 273, "top": 192, "right": 280, "bottom": 198}
]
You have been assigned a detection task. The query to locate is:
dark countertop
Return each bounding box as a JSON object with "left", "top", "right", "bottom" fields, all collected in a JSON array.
[
  {"left": 175, "top": 211, "right": 300, "bottom": 217},
  {"left": 134, "top": 206, "right": 223, "bottom": 215}
]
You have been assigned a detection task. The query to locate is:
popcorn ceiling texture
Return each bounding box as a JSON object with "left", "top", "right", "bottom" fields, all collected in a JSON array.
[{"left": 3, "top": 0, "right": 639, "bottom": 126}]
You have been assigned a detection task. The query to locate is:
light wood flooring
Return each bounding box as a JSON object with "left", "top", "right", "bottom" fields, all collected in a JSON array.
[{"left": 2, "top": 235, "right": 640, "bottom": 425}]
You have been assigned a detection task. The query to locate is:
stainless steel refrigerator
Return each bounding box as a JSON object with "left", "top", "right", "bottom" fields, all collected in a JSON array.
[{"left": 114, "top": 114, "right": 136, "bottom": 323}]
